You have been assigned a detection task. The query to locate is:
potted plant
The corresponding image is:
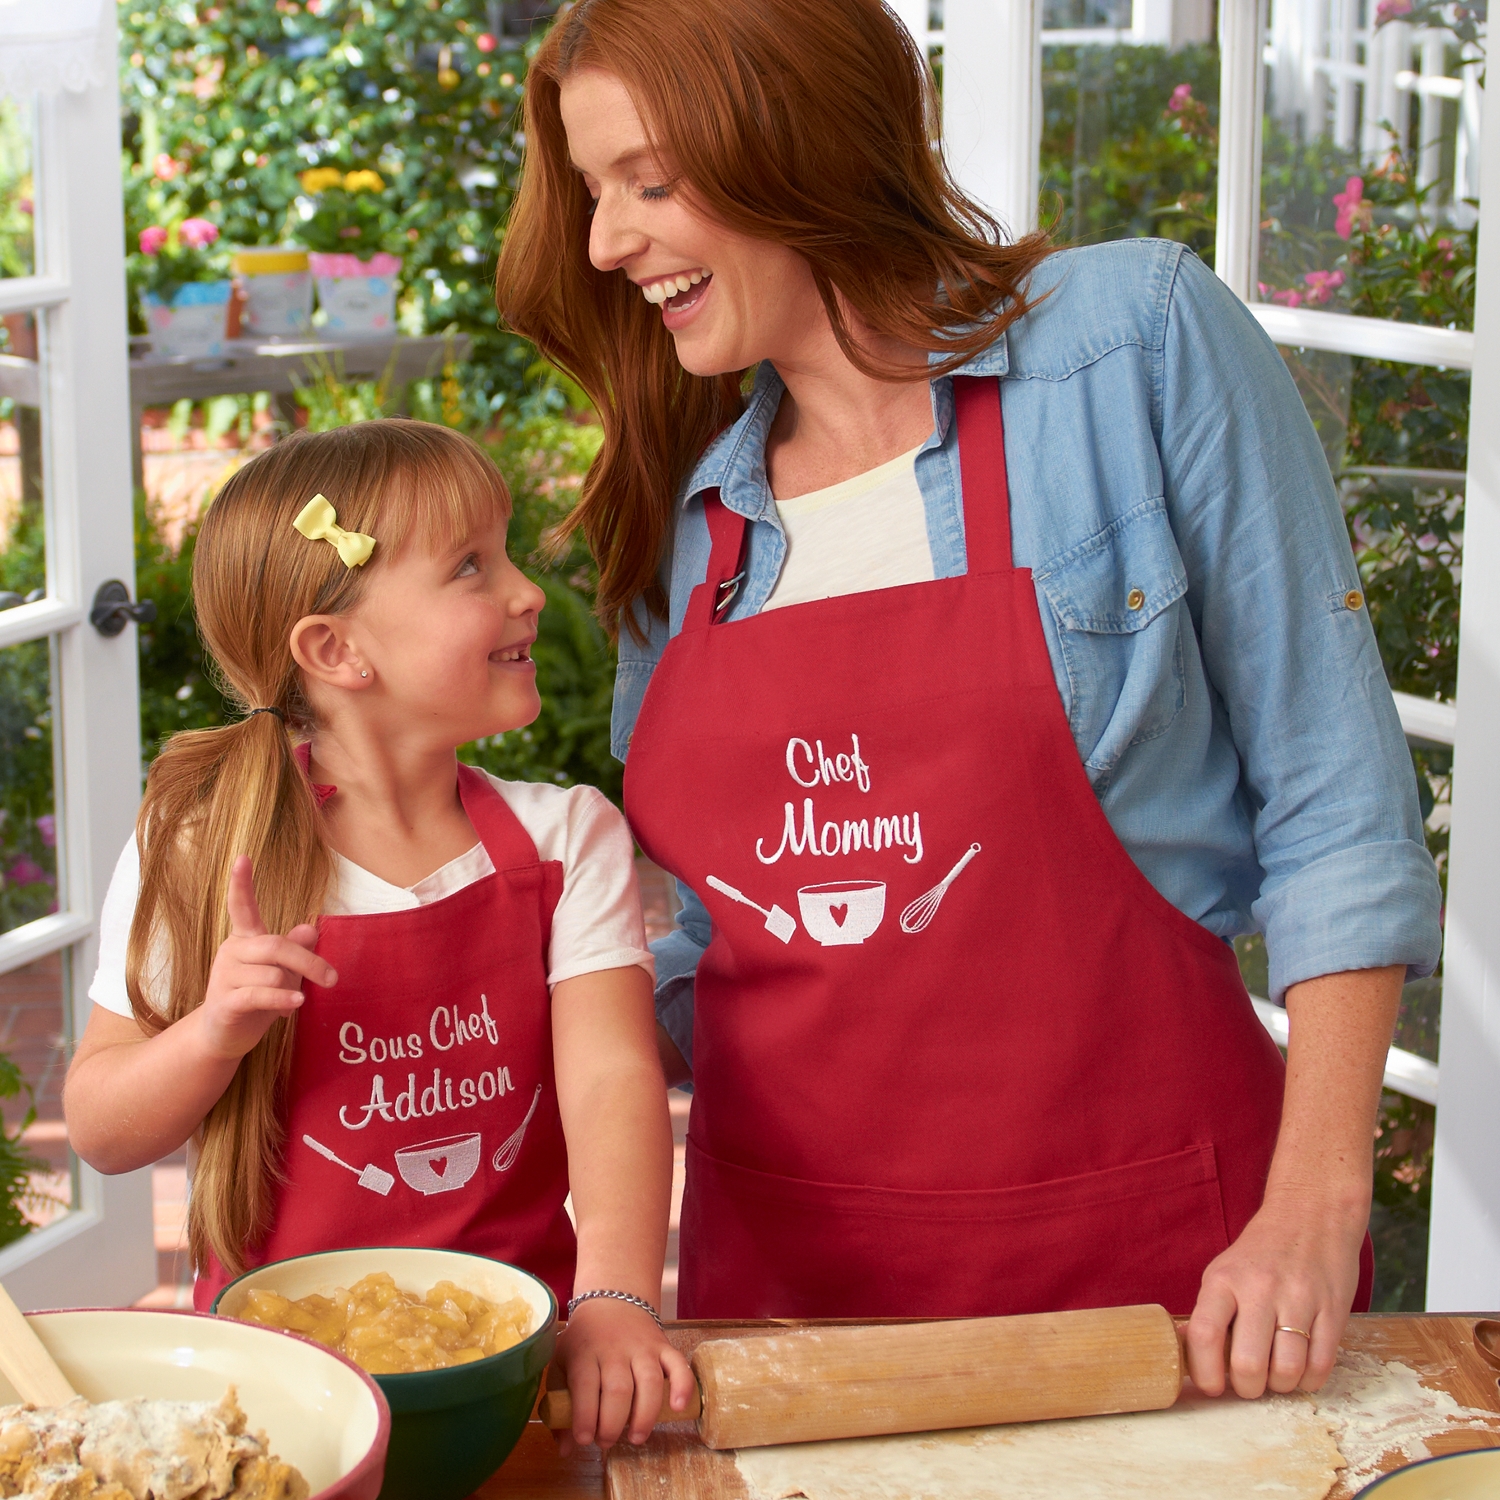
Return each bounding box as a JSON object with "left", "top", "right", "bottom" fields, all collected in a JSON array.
[
  {"left": 294, "top": 167, "right": 403, "bottom": 338},
  {"left": 133, "top": 218, "right": 233, "bottom": 358}
]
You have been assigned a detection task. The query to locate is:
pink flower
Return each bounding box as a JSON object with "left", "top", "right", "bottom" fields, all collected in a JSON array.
[
  {"left": 476, "top": 31, "right": 497, "bottom": 52},
  {"left": 1271, "top": 287, "right": 1304, "bottom": 308},
  {"left": 1375, "top": 0, "right": 1412, "bottom": 22},
  {"left": 1333, "top": 176, "right": 1369, "bottom": 239},
  {"left": 7, "top": 856, "right": 47, "bottom": 886},
  {"left": 1167, "top": 83, "right": 1193, "bottom": 112},
  {"left": 35, "top": 814, "right": 55, "bottom": 848},
  {"left": 152, "top": 152, "right": 183, "bottom": 181},
  {"left": 1302, "top": 268, "right": 1346, "bottom": 305},
  {"left": 138, "top": 225, "right": 168, "bottom": 255},
  {"left": 179, "top": 218, "right": 219, "bottom": 249}
]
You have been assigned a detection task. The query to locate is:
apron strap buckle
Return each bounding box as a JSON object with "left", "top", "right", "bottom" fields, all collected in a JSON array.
[{"left": 714, "top": 570, "right": 746, "bottom": 620}]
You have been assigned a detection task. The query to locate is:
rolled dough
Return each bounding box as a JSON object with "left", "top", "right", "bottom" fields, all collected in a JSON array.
[{"left": 733, "top": 1390, "right": 1344, "bottom": 1500}]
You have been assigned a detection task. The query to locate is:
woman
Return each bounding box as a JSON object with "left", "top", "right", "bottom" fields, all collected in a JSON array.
[{"left": 497, "top": 0, "right": 1442, "bottom": 1401}]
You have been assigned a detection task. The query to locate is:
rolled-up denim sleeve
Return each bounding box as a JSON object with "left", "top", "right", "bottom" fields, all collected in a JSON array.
[{"left": 1157, "top": 252, "right": 1442, "bottom": 1000}]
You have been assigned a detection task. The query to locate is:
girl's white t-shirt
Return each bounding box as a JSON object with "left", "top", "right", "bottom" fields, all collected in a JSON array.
[
  {"left": 88, "top": 773, "right": 654, "bottom": 1018},
  {"left": 761, "top": 444, "right": 934, "bottom": 612}
]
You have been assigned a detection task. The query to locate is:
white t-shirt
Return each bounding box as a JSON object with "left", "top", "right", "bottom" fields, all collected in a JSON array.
[
  {"left": 761, "top": 444, "right": 935, "bottom": 612},
  {"left": 88, "top": 773, "right": 653, "bottom": 1018}
]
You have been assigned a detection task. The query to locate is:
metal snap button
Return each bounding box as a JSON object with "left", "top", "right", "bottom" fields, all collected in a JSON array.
[
  {"left": 1345, "top": 589, "right": 1365, "bottom": 611},
  {"left": 1126, "top": 588, "right": 1145, "bottom": 611}
]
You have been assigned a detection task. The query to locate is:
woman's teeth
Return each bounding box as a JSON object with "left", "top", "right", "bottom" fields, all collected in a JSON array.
[
  {"left": 495, "top": 646, "right": 531, "bottom": 662},
  {"left": 641, "top": 270, "right": 709, "bottom": 306}
]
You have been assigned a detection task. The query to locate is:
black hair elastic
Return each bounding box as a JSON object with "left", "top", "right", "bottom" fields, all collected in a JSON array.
[{"left": 246, "top": 707, "right": 286, "bottom": 722}]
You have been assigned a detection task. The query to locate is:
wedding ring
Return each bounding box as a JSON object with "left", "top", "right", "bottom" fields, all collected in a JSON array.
[{"left": 1276, "top": 1325, "right": 1311, "bottom": 1339}]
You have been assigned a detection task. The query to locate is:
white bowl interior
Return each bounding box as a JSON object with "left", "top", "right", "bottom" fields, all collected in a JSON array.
[
  {"left": 0, "top": 1310, "right": 381, "bottom": 1496},
  {"left": 214, "top": 1247, "right": 554, "bottom": 1343},
  {"left": 1363, "top": 1449, "right": 1500, "bottom": 1498}
]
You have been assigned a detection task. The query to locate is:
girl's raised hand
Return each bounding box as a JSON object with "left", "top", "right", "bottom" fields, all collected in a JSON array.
[
  {"left": 199, "top": 856, "right": 335, "bottom": 1060},
  {"left": 552, "top": 1298, "right": 696, "bottom": 1451}
]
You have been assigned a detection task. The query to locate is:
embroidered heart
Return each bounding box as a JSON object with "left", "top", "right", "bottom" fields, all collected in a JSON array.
[
  {"left": 828, "top": 903, "right": 849, "bottom": 927},
  {"left": 427, "top": 1155, "right": 449, "bottom": 1179}
]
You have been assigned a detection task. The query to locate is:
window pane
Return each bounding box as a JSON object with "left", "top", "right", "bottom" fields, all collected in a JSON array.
[
  {"left": 0, "top": 637, "right": 57, "bottom": 938},
  {"left": 1, "top": 947, "right": 77, "bottom": 1247},
  {"left": 1041, "top": 29, "right": 1220, "bottom": 260},
  {"left": 1259, "top": 1, "right": 1482, "bottom": 326},
  {"left": 0, "top": 306, "right": 46, "bottom": 603},
  {"left": 0, "top": 99, "right": 34, "bottom": 280}
]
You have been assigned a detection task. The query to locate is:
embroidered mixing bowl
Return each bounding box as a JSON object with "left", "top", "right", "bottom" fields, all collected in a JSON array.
[
  {"left": 0, "top": 1307, "right": 389, "bottom": 1500},
  {"left": 214, "top": 1246, "right": 557, "bottom": 1500}
]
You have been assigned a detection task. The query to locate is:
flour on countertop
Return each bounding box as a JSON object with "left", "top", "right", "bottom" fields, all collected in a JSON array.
[
  {"left": 1309, "top": 1349, "right": 1500, "bottom": 1491},
  {"left": 732, "top": 1389, "right": 1344, "bottom": 1500}
]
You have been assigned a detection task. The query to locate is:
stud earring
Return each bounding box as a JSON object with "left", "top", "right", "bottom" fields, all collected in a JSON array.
[{"left": 360, "top": 670, "right": 369, "bottom": 678}]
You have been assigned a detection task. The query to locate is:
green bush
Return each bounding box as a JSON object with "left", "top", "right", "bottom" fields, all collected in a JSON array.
[{"left": 0, "top": 1053, "right": 50, "bottom": 1250}]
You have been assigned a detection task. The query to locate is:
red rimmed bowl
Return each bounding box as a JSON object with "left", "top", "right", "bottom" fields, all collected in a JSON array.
[{"left": 0, "top": 1307, "right": 389, "bottom": 1500}]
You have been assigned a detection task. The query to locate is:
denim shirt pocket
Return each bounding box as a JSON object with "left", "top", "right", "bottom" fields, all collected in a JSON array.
[
  {"left": 1033, "top": 496, "right": 1189, "bottom": 787},
  {"left": 611, "top": 657, "right": 658, "bottom": 763}
]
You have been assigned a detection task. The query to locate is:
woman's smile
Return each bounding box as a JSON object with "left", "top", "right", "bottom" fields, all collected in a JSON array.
[{"left": 636, "top": 267, "right": 711, "bottom": 306}]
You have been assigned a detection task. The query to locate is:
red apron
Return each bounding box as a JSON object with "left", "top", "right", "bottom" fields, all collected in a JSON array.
[
  {"left": 625, "top": 376, "right": 1372, "bottom": 1319},
  {"left": 195, "top": 764, "right": 575, "bottom": 1310}
]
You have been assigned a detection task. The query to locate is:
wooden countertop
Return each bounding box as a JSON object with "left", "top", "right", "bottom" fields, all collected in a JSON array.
[{"left": 477, "top": 1314, "right": 1500, "bottom": 1500}]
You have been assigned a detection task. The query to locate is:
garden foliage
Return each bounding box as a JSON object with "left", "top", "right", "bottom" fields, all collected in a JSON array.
[{"left": 119, "top": 0, "right": 541, "bottom": 422}]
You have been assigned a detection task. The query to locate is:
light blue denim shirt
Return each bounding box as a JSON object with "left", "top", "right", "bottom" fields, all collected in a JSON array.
[{"left": 612, "top": 239, "right": 1443, "bottom": 1069}]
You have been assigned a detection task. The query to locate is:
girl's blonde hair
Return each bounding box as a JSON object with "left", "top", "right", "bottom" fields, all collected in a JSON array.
[
  {"left": 496, "top": 0, "right": 1052, "bottom": 639},
  {"left": 128, "top": 419, "right": 510, "bottom": 1277}
]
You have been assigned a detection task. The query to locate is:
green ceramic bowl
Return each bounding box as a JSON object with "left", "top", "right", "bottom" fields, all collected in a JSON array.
[{"left": 213, "top": 1247, "right": 557, "bottom": 1500}]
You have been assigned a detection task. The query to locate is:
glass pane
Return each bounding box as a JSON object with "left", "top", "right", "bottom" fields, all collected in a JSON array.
[
  {"left": 1259, "top": 0, "right": 1482, "bottom": 326},
  {"left": 0, "top": 98, "right": 34, "bottom": 280},
  {"left": 0, "top": 306, "right": 46, "bottom": 604},
  {"left": 0, "top": 947, "right": 77, "bottom": 1249},
  {"left": 1041, "top": 26, "right": 1220, "bottom": 261},
  {"left": 0, "top": 636, "right": 58, "bottom": 938}
]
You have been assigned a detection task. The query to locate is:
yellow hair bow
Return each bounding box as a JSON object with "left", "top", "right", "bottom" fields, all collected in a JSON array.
[{"left": 292, "top": 494, "right": 376, "bottom": 568}]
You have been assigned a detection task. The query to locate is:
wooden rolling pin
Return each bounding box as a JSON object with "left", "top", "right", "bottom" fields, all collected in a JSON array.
[{"left": 540, "top": 1302, "right": 1180, "bottom": 1450}]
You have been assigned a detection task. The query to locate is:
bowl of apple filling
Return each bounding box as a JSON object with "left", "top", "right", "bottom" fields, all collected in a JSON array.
[{"left": 213, "top": 1248, "right": 556, "bottom": 1500}]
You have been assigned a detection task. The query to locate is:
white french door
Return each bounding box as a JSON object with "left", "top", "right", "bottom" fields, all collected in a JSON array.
[{"left": 0, "top": 5, "right": 155, "bottom": 1309}]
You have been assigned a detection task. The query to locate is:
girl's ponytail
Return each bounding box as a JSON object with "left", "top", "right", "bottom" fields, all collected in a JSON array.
[
  {"left": 128, "top": 706, "right": 331, "bottom": 1276},
  {"left": 122, "top": 420, "right": 511, "bottom": 1277}
]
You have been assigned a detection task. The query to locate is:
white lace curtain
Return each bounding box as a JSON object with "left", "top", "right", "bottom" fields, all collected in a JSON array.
[{"left": 0, "top": 0, "right": 112, "bottom": 102}]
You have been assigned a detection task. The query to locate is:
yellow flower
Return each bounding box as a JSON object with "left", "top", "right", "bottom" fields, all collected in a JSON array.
[
  {"left": 298, "top": 167, "right": 345, "bottom": 194},
  {"left": 343, "top": 170, "right": 385, "bottom": 193}
]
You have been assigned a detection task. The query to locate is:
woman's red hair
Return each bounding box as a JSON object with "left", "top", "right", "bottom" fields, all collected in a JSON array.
[{"left": 496, "top": 0, "right": 1052, "bottom": 638}]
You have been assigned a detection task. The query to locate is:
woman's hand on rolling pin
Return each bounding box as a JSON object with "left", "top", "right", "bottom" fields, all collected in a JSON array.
[
  {"left": 1183, "top": 1183, "right": 1367, "bottom": 1400},
  {"left": 551, "top": 1298, "right": 695, "bottom": 1452},
  {"left": 198, "top": 856, "right": 336, "bottom": 1060}
]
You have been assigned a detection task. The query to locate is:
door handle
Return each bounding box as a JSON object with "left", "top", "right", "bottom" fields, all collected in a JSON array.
[{"left": 89, "top": 579, "right": 157, "bottom": 637}]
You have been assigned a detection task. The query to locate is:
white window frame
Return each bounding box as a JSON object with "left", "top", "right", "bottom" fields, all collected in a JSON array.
[
  {"left": 933, "top": 0, "right": 1498, "bottom": 1309},
  {"left": 0, "top": 6, "right": 156, "bottom": 1309}
]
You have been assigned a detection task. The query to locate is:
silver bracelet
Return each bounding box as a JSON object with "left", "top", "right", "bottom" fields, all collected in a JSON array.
[{"left": 566, "top": 1288, "right": 663, "bottom": 1328}]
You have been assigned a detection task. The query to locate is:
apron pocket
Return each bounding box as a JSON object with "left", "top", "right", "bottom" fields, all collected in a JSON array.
[{"left": 680, "top": 1137, "right": 1230, "bottom": 1320}]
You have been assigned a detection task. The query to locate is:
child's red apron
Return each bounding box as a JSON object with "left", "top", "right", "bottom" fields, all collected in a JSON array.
[
  {"left": 625, "top": 375, "right": 1373, "bottom": 1319},
  {"left": 195, "top": 764, "right": 574, "bottom": 1310}
]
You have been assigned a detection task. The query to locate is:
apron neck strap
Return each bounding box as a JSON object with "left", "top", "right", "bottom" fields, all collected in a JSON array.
[
  {"left": 685, "top": 375, "right": 1011, "bottom": 632},
  {"left": 684, "top": 487, "right": 750, "bottom": 631},
  {"left": 952, "top": 375, "right": 1013, "bottom": 573},
  {"left": 456, "top": 762, "right": 542, "bottom": 870}
]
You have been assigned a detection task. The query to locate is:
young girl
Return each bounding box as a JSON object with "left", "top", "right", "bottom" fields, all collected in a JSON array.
[{"left": 64, "top": 419, "right": 693, "bottom": 1449}]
